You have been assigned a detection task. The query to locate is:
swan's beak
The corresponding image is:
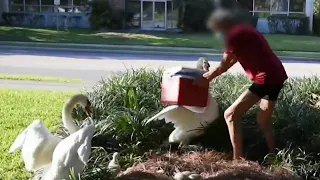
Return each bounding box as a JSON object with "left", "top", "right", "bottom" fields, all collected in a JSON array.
[
  {"left": 206, "top": 62, "right": 210, "bottom": 71},
  {"left": 85, "top": 105, "right": 92, "bottom": 117}
]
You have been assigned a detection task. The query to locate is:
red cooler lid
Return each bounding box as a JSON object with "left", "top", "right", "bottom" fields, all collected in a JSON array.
[{"left": 163, "top": 66, "right": 205, "bottom": 79}]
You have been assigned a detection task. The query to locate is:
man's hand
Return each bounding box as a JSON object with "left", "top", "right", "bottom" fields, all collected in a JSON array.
[
  {"left": 203, "top": 70, "right": 217, "bottom": 81},
  {"left": 193, "top": 52, "right": 237, "bottom": 87}
]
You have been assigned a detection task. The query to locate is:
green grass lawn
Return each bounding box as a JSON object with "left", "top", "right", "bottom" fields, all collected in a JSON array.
[
  {"left": 0, "top": 89, "right": 76, "bottom": 179},
  {"left": 0, "top": 74, "right": 83, "bottom": 83},
  {"left": 1, "top": 26, "right": 320, "bottom": 52}
]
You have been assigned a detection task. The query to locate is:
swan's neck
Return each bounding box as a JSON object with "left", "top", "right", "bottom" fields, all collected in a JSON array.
[
  {"left": 113, "top": 157, "right": 118, "bottom": 163},
  {"left": 196, "top": 62, "right": 203, "bottom": 70},
  {"left": 62, "top": 99, "right": 80, "bottom": 134}
]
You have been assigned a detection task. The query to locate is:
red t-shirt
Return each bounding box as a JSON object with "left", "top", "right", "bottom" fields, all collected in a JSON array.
[{"left": 225, "top": 24, "right": 288, "bottom": 85}]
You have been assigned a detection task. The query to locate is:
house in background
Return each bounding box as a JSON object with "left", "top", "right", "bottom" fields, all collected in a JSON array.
[
  {"left": 244, "top": 0, "right": 314, "bottom": 33},
  {"left": 0, "top": 0, "right": 315, "bottom": 33},
  {"left": 0, "top": 0, "right": 178, "bottom": 30}
]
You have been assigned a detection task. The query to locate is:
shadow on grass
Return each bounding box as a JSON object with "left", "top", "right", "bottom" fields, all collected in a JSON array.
[
  {"left": 2, "top": 26, "right": 320, "bottom": 51},
  {"left": 0, "top": 26, "right": 218, "bottom": 47}
]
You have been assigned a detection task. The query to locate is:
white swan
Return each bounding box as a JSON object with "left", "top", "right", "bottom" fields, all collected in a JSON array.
[
  {"left": 8, "top": 94, "right": 92, "bottom": 172},
  {"left": 146, "top": 93, "right": 219, "bottom": 145},
  {"left": 196, "top": 57, "right": 210, "bottom": 71},
  {"left": 41, "top": 123, "right": 95, "bottom": 180},
  {"left": 108, "top": 152, "right": 121, "bottom": 177},
  {"left": 145, "top": 58, "right": 219, "bottom": 146}
]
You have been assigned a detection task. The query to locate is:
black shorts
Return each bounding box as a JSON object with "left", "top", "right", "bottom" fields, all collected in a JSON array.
[{"left": 248, "top": 83, "right": 284, "bottom": 101}]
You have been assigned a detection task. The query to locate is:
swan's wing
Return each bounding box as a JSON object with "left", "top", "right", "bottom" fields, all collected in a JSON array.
[
  {"left": 9, "top": 128, "right": 28, "bottom": 152},
  {"left": 196, "top": 94, "right": 220, "bottom": 125},
  {"left": 77, "top": 125, "right": 95, "bottom": 164},
  {"left": 62, "top": 149, "right": 73, "bottom": 166},
  {"left": 183, "top": 106, "right": 207, "bottom": 113},
  {"left": 147, "top": 106, "right": 201, "bottom": 129},
  {"left": 20, "top": 120, "right": 59, "bottom": 171},
  {"left": 77, "top": 136, "right": 92, "bottom": 164},
  {"left": 56, "top": 135, "right": 76, "bottom": 166},
  {"left": 145, "top": 105, "right": 180, "bottom": 124},
  {"left": 60, "top": 125, "right": 95, "bottom": 165},
  {"left": 9, "top": 119, "right": 47, "bottom": 153}
]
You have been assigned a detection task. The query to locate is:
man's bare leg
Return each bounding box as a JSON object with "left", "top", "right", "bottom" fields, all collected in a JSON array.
[
  {"left": 224, "top": 90, "right": 261, "bottom": 160},
  {"left": 257, "top": 99, "right": 276, "bottom": 154}
]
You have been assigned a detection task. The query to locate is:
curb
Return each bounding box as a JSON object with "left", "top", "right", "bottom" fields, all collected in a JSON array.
[
  {"left": 0, "top": 45, "right": 222, "bottom": 57},
  {"left": 0, "top": 41, "right": 220, "bottom": 52}
]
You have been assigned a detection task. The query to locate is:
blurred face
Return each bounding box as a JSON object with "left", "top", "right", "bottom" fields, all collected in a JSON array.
[{"left": 211, "top": 22, "right": 226, "bottom": 40}]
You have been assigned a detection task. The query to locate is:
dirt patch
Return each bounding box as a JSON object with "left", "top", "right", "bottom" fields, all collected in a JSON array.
[{"left": 117, "top": 151, "right": 299, "bottom": 180}]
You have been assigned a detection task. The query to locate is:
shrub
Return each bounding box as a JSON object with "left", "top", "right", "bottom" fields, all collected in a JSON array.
[
  {"left": 250, "top": 15, "right": 259, "bottom": 28},
  {"left": 89, "top": 0, "right": 131, "bottom": 30},
  {"left": 1, "top": 12, "right": 25, "bottom": 26},
  {"left": 315, "top": 0, "right": 320, "bottom": 15},
  {"left": 268, "top": 15, "right": 310, "bottom": 35},
  {"left": 176, "top": 0, "right": 214, "bottom": 32},
  {"left": 313, "top": 15, "right": 320, "bottom": 36},
  {"left": 89, "top": 0, "right": 113, "bottom": 30},
  {"left": 68, "top": 69, "right": 319, "bottom": 179}
]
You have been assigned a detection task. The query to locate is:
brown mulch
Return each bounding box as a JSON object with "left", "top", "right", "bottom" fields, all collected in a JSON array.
[{"left": 116, "top": 151, "right": 300, "bottom": 180}]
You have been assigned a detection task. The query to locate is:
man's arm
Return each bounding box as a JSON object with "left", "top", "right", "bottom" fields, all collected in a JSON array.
[{"left": 205, "top": 52, "right": 237, "bottom": 81}]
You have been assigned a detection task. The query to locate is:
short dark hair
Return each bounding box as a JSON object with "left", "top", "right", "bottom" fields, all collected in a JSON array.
[
  {"left": 207, "top": 8, "right": 249, "bottom": 30},
  {"left": 206, "top": 8, "right": 237, "bottom": 30}
]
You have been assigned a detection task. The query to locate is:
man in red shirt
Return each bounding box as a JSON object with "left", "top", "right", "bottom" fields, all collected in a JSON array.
[{"left": 195, "top": 9, "right": 288, "bottom": 160}]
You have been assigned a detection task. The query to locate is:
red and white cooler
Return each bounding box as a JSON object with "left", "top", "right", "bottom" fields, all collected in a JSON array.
[{"left": 160, "top": 66, "right": 209, "bottom": 107}]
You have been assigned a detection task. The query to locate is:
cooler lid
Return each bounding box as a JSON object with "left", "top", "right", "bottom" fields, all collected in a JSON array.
[{"left": 163, "top": 66, "right": 205, "bottom": 79}]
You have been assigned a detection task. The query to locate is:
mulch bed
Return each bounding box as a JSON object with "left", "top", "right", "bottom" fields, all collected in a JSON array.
[{"left": 116, "top": 150, "right": 300, "bottom": 180}]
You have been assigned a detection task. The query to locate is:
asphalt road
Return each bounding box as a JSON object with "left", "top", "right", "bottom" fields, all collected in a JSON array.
[{"left": 0, "top": 47, "right": 319, "bottom": 91}]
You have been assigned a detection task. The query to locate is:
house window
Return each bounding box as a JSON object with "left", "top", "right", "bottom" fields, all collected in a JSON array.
[
  {"left": 271, "top": 0, "right": 288, "bottom": 13},
  {"left": 9, "top": 0, "right": 90, "bottom": 13},
  {"left": 239, "top": 0, "right": 306, "bottom": 16},
  {"left": 9, "top": 0, "right": 24, "bottom": 12},
  {"left": 254, "top": 0, "right": 270, "bottom": 11},
  {"left": 289, "top": 0, "right": 305, "bottom": 12}
]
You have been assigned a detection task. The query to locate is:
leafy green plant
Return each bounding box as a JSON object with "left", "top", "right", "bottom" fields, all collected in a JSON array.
[
  {"left": 264, "top": 144, "right": 320, "bottom": 179},
  {"left": 71, "top": 69, "right": 173, "bottom": 172},
  {"left": 69, "top": 168, "right": 81, "bottom": 180}
]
